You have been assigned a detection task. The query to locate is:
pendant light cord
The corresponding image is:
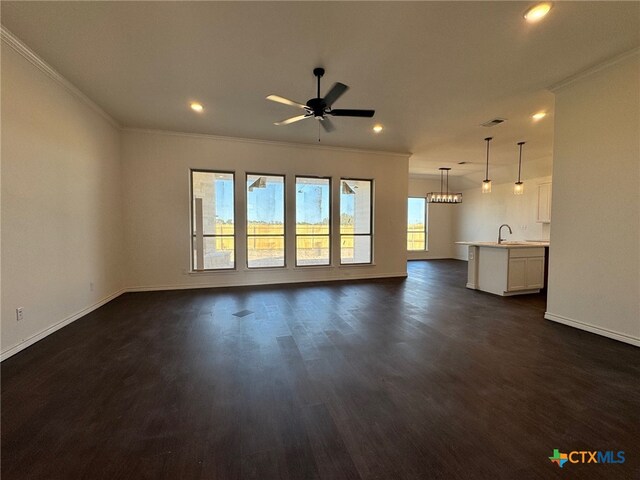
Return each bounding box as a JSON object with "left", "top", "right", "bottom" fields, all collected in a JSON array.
[
  {"left": 517, "top": 141, "right": 525, "bottom": 182},
  {"left": 484, "top": 137, "right": 492, "bottom": 181}
]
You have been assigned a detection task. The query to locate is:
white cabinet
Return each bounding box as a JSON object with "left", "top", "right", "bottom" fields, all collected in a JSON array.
[
  {"left": 507, "top": 258, "right": 527, "bottom": 291},
  {"left": 507, "top": 254, "right": 544, "bottom": 292},
  {"left": 537, "top": 182, "right": 552, "bottom": 223},
  {"left": 473, "top": 245, "right": 546, "bottom": 296},
  {"left": 524, "top": 257, "right": 545, "bottom": 289}
]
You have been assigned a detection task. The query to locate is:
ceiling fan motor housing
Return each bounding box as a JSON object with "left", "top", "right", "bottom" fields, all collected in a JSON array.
[{"left": 306, "top": 97, "right": 327, "bottom": 117}]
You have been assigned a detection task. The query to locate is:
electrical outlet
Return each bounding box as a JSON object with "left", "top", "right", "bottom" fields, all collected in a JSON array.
[
  {"left": 90, "top": 282, "right": 94, "bottom": 291},
  {"left": 16, "top": 307, "right": 24, "bottom": 322}
]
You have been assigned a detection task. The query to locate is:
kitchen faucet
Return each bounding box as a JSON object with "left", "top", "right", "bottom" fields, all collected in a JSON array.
[{"left": 498, "top": 224, "right": 513, "bottom": 244}]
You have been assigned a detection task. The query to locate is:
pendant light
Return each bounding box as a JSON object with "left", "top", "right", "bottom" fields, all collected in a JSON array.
[
  {"left": 514, "top": 141, "right": 525, "bottom": 195},
  {"left": 482, "top": 137, "right": 492, "bottom": 193},
  {"left": 427, "top": 167, "right": 462, "bottom": 203}
]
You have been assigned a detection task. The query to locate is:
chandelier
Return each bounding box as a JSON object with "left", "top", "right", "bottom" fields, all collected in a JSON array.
[{"left": 426, "top": 168, "right": 462, "bottom": 204}]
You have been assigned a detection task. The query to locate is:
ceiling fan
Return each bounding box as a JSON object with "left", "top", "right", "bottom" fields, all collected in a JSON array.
[{"left": 266, "top": 67, "right": 375, "bottom": 133}]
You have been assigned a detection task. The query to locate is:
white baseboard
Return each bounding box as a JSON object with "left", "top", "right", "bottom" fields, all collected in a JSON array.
[
  {"left": 544, "top": 312, "right": 640, "bottom": 347},
  {"left": 503, "top": 289, "right": 540, "bottom": 296},
  {"left": 407, "top": 256, "right": 455, "bottom": 261},
  {"left": 125, "top": 271, "right": 408, "bottom": 292},
  {"left": 0, "top": 289, "right": 127, "bottom": 361}
]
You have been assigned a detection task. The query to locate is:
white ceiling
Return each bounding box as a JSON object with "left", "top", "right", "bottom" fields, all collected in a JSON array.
[{"left": 2, "top": 1, "right": 639, "bottom": 181}]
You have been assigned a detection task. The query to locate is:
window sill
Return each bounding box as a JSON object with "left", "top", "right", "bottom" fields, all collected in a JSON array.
[
  {"left": 293, "top": 265, "right": 333, "bottom": 270},
  {"left": 188, "top": 269, "right": 238, "bottom": 275},
  {"left": 189, "top": 263, "right": 377, "bottom": 274},
  {"left": 246, "top": 266, "right": 287, "bottom": 271}
]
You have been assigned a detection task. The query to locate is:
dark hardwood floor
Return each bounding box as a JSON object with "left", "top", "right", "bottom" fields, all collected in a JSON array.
[{"left": 2, "top": 260, "right": 639, "bottom": 479}]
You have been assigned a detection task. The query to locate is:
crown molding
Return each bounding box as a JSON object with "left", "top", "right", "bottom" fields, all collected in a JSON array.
[
  {"left": 548, "top": 47, "right": 640, "bottom": 93},
  {"left": 1, "top": 24, "right": 410, "bottom": 157},
  {"left": 1, "top": 25, "right": 120, "bottom": 128},
  {"left": 122, "top": 128, "right": 412, "bottom": 158},
  {"left": 1, "top": 23, "right": 409, "bottom": 158}
]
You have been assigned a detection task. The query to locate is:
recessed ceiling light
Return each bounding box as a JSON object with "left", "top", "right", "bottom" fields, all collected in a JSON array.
[
  {"left": 532, "top": 112, "right": 546, "bottom": 121},
  {"left": 373, "top": 124, "right": 383, "bottom": 133},
  {"left": 524, "top": 3, "right": 552, "bottom": 23},
  {"left": 190, "top": 102, "right": 204, "bottom": 112}
]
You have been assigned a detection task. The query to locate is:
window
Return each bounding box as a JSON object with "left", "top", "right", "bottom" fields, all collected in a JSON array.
[
  {"left": 296, "top": 177, "right": 331, "bottom": 266},
  {"left": 246, "top": 174, "right": 285, "bottom": 268},
  {"left": 191, "top": 170, "right": 235, "bottom": 270},
  {"left": 340, "top": 179, "right": 372, "bottom": 264},
  {"left": 407, "top": 197, "right": 427, "bottom": 251}
]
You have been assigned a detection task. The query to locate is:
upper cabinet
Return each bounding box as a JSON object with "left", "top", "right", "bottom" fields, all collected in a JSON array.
[{"left": 537, "top": 182, "right": 552, "bottom": 223}]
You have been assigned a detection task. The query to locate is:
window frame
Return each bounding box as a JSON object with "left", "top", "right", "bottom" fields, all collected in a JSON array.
[
  {"left": 407, "top": 196, "right": 428, "bottom": 252},
  {"left": 190, "top": 168, "right": 237, "bottom": 271},
  {"left": 339, "top": 177, "right": 374, "bottom": 265},
  {"left": 245, "top": 172, "right": 287, "bottom": 269},
  {"left": 295, "top": 175, "right": 332, "bottom": 267}
]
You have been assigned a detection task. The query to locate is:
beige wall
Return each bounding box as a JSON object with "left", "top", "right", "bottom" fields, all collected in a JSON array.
[
  {"left": 0, "top": 34, "right": 410, "bottom": 360},
  {"left": 545, "top": 52, "right": 639, "bottom": 346},
  {"left": 121, "top": 130, "right": 409, "bottom": 290},
  {"left": 5, "top": 26, "right": 634, "bottom": 362},
  {"left": 452, "top": 174, "right": 552, "bottom": 260},
  {"left": 407, "top": 177, "right": 455, "bottom": 260},
  {"left": 1, "top": 45, "right": 124, "bottom": 358}
]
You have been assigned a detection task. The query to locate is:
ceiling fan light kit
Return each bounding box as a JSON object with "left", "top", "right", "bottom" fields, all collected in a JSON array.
[{"left": 266, "top": 67, "right": 375, "bottom": 135}]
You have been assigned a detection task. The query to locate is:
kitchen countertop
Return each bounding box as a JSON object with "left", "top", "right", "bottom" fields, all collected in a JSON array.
[{"left": 456, "top": 241, "right": 550, "bottom": 249}]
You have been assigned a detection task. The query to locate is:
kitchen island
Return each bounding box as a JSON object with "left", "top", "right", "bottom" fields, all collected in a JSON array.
[{"left": 456, "top": 241, "right": 549, "bottom": 296}]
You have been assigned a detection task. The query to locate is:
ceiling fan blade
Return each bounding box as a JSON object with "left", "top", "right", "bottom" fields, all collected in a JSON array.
[
  {"left": 323, "top": 82, "right": 349, "bottom": 107},
  {"left": 266, "top": 95, "right": 307, "bottom": 109},
  {"left": 320, "top": 117, "right": 335, "bottom": 133},
  {"left": 330, "top": 109, "right": 375, "bottom": 118},
  {"left": 274, "top": 114, "right": 310, "bottom": 126}
]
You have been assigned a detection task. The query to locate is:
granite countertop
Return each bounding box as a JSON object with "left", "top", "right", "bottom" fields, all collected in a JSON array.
[{"left": 455, "top": 241, "right": 550, "bottom": 249}]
